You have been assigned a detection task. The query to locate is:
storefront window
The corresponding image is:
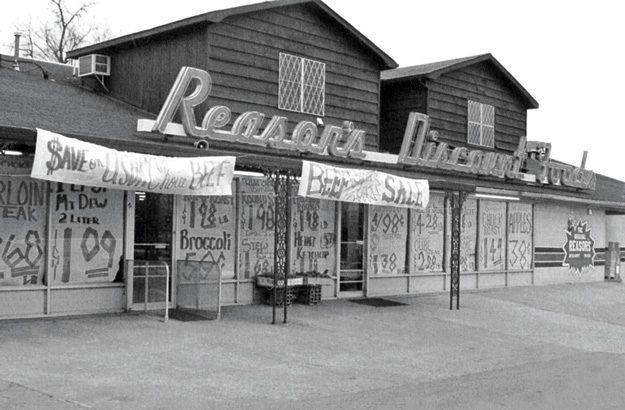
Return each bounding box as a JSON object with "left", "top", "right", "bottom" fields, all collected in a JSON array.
[
  {"left": 368, "top": 205, "right": 408, "bottom": 275},
  {"left": 175, "top": 194, "right": 236, "bottom": 279},
  {"left": 507, "top": 202, "right": 533, "bottom": 270},
  {"left": 237, "top": 177, "right": 275, "bottom": 279},
  {"left": 461, "top": 198, "right": 478, "bottom": 272},
  {"left": 290, "top": 189, "right": 337, "bottom": 275},
  {"left": 48, "top": 183, "right": 124, "bottom": 284},
  {"left": 409, "top": 193, "right": 445, "bottom": 273},
  {"left": 0, "top": 175, "right": 48, "bottom": 286},
  {"left": 477, "top": 200, "right": 507, "bottom": 271}
]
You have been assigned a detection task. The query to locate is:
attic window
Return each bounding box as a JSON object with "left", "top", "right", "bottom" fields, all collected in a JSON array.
[
  {"left": 278, "top": 53, "right": 325, "bottom": 116},
  {"left": 467, "top": 100, "right": 495, "bottom": 148}
]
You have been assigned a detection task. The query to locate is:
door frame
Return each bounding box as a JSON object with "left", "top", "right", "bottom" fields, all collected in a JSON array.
[
  {"left": 129, "top": 192, "right": 176, "bottom": 311},
  {"left": 337, "top": 202, "right": 366, "bottom": 298}
]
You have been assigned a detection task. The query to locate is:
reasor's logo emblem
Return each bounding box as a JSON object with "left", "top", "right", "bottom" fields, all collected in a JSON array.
[{"left": 562, "top": 219, "right": 596, "bottom": 273}]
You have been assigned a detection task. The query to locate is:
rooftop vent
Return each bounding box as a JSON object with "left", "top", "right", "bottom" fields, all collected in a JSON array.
[{"left": 77, "top": 54, "right": 110, "bottom": 77}]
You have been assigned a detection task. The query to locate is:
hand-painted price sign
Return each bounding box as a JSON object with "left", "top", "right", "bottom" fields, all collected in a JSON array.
[
  {"left": 238, "top": 178, "right": 275, "bottom": 279},
  {"left": 478, "top": 200, "right": 506, "bottom": 271},
  {"left": 410, "top": 194, "right": 444, "bottom": 273},
  {"left": 460, "top": 198, "right": 477, "bottom": 272},
  {"left": 507, "top": 203, "right": 533, "bottom": 270},
  {"left": 290, "top": 185, "right": 336, "bottom": 275},
  {"left": 48, "top": 183, "right": 123, "bottom": 283},
  {"left": 369, "top": 205, "right": 407, "bottom": 275},
  {"left": 0, "top": 176, "right": 48, "bottom": 286},
  {"left": 177, "top": 193, "right": 235, "bottom": 279}
]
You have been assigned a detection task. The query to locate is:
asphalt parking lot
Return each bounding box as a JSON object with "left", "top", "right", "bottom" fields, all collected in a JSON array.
[{"left": 2, "top": 281, "right": 625, "bottom": 409}]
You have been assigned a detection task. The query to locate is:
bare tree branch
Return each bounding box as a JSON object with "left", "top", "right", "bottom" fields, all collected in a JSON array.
[{"left": 17, "top": 0, "right": 106, "bottom": 63}]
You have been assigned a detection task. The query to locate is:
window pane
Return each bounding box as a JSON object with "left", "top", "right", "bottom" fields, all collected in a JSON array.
[
  {"left": 175, "top": 194, "right": 236, "bottom": 280},
  {"left": 0, "top": 175, "right": 47, "bottom": 286},
  {"left": 49, "top": 184, "right": 124, "bottom": 284},
  {"left": 303, "top": 59, "right": 325, "bottom": 116},
  {"left": 237, "top": 177, "right": 275, "bottom": 279},
  {"left": 507, "top": 203, "right": 533, "bottom": 270},
  {"left": 291, "top": 186, "right": 337, "bottom": 275},
  {"left": 340, "top": 202, "right": 363, "bottom": 270},
  {"left": 482, "top": 125, "right": 495, "bottom": 148},
  {"left": 468, "top": 100, "right": 481, "bottom": 122},
  {"left": 461, "top": 198, "right": 477, "bottom": 272},
  {"left": 482, "top": 104, "right": 495, "bottom": 127},
  {"left": 468, "top": 123, "right": 481, "bottom": 145},
  {"left": 368, "top": 205, "right": 408, "bottom": 275},
  {"left": 478, "top": 200, "right": 507, "bottom": 271},
  {"left": 409, "top": 193, "right": 445, "bottom": 273},
  {"left": 278, "top": 53, "right": 302, "bottom": 112}
]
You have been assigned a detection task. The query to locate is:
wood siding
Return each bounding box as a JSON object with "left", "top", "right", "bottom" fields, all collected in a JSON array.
[
  {"left": 206, "top": 4, "right": 382, "bottom": 150},
  {"left": 427, "top": 61, "right": 528, "bottom": 153},
  {"left": 379, "top": 79, "right": 427, "bottom": 154},
  {"left": 106, "top": 27, "right": 208, "bottom": 116}
]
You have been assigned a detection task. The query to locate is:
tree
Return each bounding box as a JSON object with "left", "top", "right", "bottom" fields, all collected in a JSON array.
[{"left": 18, "top": 0, "right": 110, "bottom": 63}]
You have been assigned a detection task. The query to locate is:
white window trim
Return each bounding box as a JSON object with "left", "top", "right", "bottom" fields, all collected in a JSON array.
[
  {"left": 467, "top": 100, "right": 495, "bottom": 148},
  {"left": 278, "top": 53, "right": 325, "bottom": 116}
]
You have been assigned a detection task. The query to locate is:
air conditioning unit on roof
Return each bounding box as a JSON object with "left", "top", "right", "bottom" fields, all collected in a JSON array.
[{"left": 77, "top": 54, "right": 110, "bottom": 77}]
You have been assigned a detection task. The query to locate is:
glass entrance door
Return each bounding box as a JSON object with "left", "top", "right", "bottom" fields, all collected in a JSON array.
[
  {"left": 132, "top": 192, "right": 173, "bottom": 310},
  {"left": 339, "top": 202, "right": 364, "bottom": 297}
]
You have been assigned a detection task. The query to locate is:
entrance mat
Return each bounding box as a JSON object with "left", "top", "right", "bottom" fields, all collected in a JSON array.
[
  {"left": 168, "top": 309, "right": 219, "bottom": 322},
  {"left": 348, "top": 298, "right": 408, "bottom": 307}
]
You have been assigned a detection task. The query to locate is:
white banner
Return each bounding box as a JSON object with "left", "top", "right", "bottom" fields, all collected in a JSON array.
[
  {"left": 31, "top": 129, "right": 235, "bottom": 196},
  {"left": 299, "top": 161, "right": 429, "bottom": 210}
]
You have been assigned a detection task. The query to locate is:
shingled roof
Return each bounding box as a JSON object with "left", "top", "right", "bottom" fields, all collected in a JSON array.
[
  {"left": 67, "top": 0, "right": 397, "bottom": 69},
  {"left": 382, "top": 53, "right": 539, "bottom": 109},
  {"left": 0, "top": 65, "right": 150, "bottom": 144}
]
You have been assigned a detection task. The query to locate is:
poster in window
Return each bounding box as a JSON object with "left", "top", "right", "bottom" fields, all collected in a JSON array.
[
  {"left": 290, "top": 186, "right": 336, "bottom": 275},
  {"left": 461, "top": 198, "right": 477, "bottom": 272},
  {"left": 0, "top": 176, "right": 48, "bottom": 286},
  {"left": 48, "top": 184, "right": 124, "bottom": 284},
  {"left": 237, "top": 178, "right": 275, "bottom": 279},
  {"left": 409, "top": 194, "right": 445, "bottom": 273},
  {"left": 368, "top": 205, "right": 408, "bottom": 275},
  {"left": 507, "top": 203, "right": 533, "bottom": 270},
  {"left": 176, "top": 193, "right": 235, "bottom": 279},
  {"left": 478, "top": 200, "right": 507, "bottom": 271}
]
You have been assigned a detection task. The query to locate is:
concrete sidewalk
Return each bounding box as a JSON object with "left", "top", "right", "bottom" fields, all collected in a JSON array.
[{"left": 2, "top": 282, "right": 625, "bottom": 409}]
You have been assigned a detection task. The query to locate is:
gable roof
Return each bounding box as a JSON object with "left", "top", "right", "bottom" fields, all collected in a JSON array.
[
  {"left": 67, "top": 0, "right": 397, "bottom": 69},
  {"left": 381, "top": 53, "right": 538, "bottom": 109}
]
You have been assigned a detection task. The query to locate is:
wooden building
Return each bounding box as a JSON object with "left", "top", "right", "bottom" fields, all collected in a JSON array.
[
  {"left": 71, "top": 0, "right": 396, "bottom": 151},
  {"left": 0, "top": 1, "right": 624, "bottom": 319}
]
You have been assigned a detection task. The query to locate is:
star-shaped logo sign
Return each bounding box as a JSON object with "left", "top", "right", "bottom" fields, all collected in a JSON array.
[{"left": 562, "top": 220, "right": 596, "bottom": 273}]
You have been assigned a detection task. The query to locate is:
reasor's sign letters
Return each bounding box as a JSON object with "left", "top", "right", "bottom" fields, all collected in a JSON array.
[
  {"left": 562, "top": 220, "right": 595, "bottom": 273},
  {"left": 299, "top": 161, "right": 429, "bottom": 210},
  {"left": 146, "top": 67, "right": 367, "bottom": 159},
  {"left": 31, "top": 129, "right": 235, "bottom": 196}
]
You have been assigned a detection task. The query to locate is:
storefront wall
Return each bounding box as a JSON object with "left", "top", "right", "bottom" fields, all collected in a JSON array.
[
  {"left": 0, "top": 164, "right": 614, "bottom": 318},
  {"left": 534, "top": 203, "right": 606, "bottom": 284}
]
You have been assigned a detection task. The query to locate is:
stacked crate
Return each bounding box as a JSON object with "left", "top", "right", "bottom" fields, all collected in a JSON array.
[
  {"left": 265, "top": 287, "right": 295, "bottom": 306},
  {"left": 297, "top": 285, "right": 322, "bottom": 305}
]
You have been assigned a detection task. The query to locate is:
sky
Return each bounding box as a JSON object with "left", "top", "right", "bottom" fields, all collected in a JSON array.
[{"left": 1, "top": 0, "right": 624, "bottom": 180}]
